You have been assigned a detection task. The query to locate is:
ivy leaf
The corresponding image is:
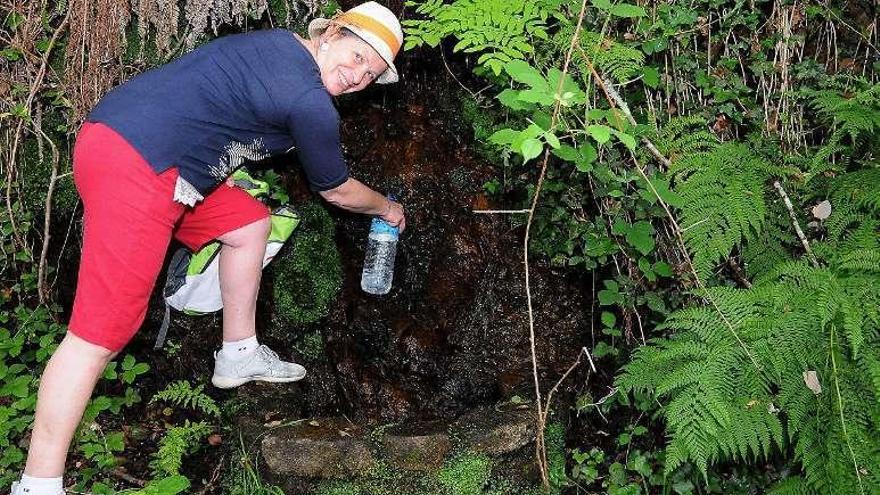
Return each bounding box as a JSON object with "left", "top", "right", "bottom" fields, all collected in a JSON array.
[
  {"left": 588, "top": 124, "right": 612, "bottom": 144},
  {"left": 626, "top": 221, "right": 655, "bottom": 255},
  {"left": 504, "top": 60, "right": 548, "bottom": 92},
  {"left": 520, "top": 138, "right": 544, "bottom": 162},
  {"left": 610, "top": 3, "right": 647, "bottom": 17}
]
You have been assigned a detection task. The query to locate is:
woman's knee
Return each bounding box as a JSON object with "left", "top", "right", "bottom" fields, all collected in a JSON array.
[{"left": 218, "top": 217, "right": 271, "bottom": 249}]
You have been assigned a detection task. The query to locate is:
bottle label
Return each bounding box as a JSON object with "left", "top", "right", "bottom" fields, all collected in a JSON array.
[{"left": 370, "top": 217, "right": 399, "bottom": 239}]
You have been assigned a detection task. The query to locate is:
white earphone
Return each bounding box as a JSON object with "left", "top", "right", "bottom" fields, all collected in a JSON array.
[{"left": 320, "top": 42, "right": 329, "bottom": 52}]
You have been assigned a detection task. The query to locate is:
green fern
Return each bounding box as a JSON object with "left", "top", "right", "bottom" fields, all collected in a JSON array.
[
  {"left": 649, "top": 115, "right": 719, "bottom": 160},
  {"left": 552, "top": 28, "right": 645, "bottom": 84},
  {"left": 668, "top": 142, "right": 790, "bottom": 277},
  {"left": 806, "top": 84, "right": 880, "bottom": 176},
  {"left": 402, "top": 0, "right": 556, "bottom": 75},
  {"left": 617, "top": 258, "right": 880, "bottom": 493},
  {"left": 151, "top": 380, "right": 221, "bottom": 418},
  {"left": 150, "top": 420, "right": 212, "bottom": 477}
]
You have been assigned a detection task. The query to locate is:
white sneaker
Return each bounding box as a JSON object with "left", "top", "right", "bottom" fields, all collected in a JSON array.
[
  {"left": 10, "top": 482, "right": 64, "bottom": 495},
  {"left": 211, "top": 345, "right": 306, "bottom": 388}
]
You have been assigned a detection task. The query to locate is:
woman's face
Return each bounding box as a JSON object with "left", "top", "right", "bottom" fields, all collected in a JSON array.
[{"left": 318, "top": 32, "right": 388, "bottom": 96}]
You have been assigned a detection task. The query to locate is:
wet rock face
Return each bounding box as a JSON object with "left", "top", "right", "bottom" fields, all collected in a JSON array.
[
  {"left": 261, "top": 418, "right": 376, "bottom": 478},
  {"left": 313, "top": 90, "right": 590, "bottom": 423}
]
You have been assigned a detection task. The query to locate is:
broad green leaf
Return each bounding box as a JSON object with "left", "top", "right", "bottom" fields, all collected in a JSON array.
[
  {"left": 504, "top": 60, "right": 548, "bottom": 91},
  {"left": 610, "top": 3, "right": 647, "bottom": 17},
  {"left": 496, "top": 89, "right": 532, "bottom": 111},
  {"left": 591, "top": 0, "right": 612, "bottom": 10},
  {"left": 648, "top": 178, "right": 684, "bottom": 207},
  {"left": 544, "top": 132, "right": 561, "bottom": 149},
  {"left": 588, "top": 124, "right": 612, "bottom": 144},
  {"left": 520, "top": 138, "right": 544, "bottom": 162},
  {"left": 601, "top": 311, "right": 617, "bottom": 327},
  {"left": 488, "top": 128, "right": 519, "bottom": 146},
  {"left": 653, "top": 261, "right": 673, "bottom": 277},
  {"left": 518, "top": 89, "right": 555, "bottom": 106},
  {"left": 642, "top": 66, "right": 660, "bottom": 88},
  {"left": 552, "top": 144, "right": 579, "bottom": 162},
  {"left": 612, "top": 129, "right": 637, "bottom": 150},
  {"left": 626, "top": 221, "right": 655, "bottom": 255}
]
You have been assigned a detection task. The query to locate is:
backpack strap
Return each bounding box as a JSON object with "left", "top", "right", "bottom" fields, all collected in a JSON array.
[{"left": 155, "top": 248, "right": 192, "bottom": 350}]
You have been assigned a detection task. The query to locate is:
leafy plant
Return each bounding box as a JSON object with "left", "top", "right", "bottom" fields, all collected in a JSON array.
[
  {"left": 617, "top": 248, "right": 880, "bottom": 491},
  {"left": 403, "top": 0, "right": 555, "bottom": 75},
  {"left": 150, "top": 420, "right": 213, "bottom": 477},
  {"left": 151, "top": 380, "right": 220, "bottom": 418}
]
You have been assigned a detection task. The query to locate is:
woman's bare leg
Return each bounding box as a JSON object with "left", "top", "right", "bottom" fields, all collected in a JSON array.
[
  {"left": 217, "top": 217, "right": 271, "bottom": 343},
  {"left": 23, "top": 332, "right": 116, "bottom": 477}
]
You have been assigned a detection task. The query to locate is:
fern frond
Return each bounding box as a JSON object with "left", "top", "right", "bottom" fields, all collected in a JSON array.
[
  {"left": 151, "top": 380, "right": 221, "bottom": 418},
  {"left": 150, "top": 420, "right": 212, "bottom": 476},
  {"left": 651, "top": 116, "right": 719, "bottom": 160},
  {"left": 670, "top": 143, "right": 778, "bottom": 277}
]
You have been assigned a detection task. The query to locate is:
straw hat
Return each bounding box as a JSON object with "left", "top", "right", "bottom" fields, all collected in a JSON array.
[{"left": 308, "top": 2, "right": 403, "bottom": 84}]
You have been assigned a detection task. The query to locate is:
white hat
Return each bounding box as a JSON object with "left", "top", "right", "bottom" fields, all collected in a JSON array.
[{"left": 308, "top": 2, "right": 403, "bottom": 84}]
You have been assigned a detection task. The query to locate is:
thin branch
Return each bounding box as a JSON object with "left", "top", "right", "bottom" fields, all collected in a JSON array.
[
  {"left": 597, "top": 75, "right": 672, "bottom": 170},
  {"left": 773, "top": 180, "right": 820, "bottom": 267},
  {"left": 523, "top": 0, "right": 590, "bottom": 486},
  {"left": 472, "top": 209, "right": 531, "bottom": 214},
  {"left": 36, "top": 125, "right": 60, "bottom": 305}
]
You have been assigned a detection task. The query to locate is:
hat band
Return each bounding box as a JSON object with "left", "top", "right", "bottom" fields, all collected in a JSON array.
[{"left": 337, "top": 11, "right": 400, "bottom": 57}]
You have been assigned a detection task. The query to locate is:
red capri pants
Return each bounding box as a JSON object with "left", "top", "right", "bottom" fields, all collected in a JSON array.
[{"left": 68, "top": 122, "right": 270, "bottom": 351}]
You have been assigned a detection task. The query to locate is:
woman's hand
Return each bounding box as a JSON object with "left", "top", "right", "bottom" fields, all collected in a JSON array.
[{"left": 380, "top": 199, "right": 406, "bottom": 233}]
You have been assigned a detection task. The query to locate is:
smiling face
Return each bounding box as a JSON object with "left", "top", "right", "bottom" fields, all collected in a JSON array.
[{"left": 316, "top": 29, "right": 389, "bottom": 96}]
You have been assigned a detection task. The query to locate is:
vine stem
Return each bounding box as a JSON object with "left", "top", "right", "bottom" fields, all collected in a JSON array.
[
  {"left": 829, "top": 323, "right": 865, "bottom": 494},
  {"left": 5, "top": 6, "right": 72, "bottom": 253},
  {"left": 773, "top": 180, "right": 820, "bottom": 267},
  {"left": 523, "top": 0, "right": 590, "bottom": 487},
  {"left": 36, "top": 125, "right": 60, "bottom": 304}
]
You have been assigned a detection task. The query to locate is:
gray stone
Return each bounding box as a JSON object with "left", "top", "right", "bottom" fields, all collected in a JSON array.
[
  {"left": 381, "top": 421, "right": 451, "bottom": 472},
  {"left": 451, "top": 406, "right": 536, "bottom": 454},
  {"left": 261, "top": 418, "right": 376, "bottom": 478}
]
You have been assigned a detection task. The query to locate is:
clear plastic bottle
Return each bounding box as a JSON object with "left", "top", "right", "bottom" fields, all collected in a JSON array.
[{"left": 361, "top": 215, "right": 399, "bottom": 295}]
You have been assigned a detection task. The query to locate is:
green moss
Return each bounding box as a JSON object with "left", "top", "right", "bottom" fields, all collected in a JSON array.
[
  {"left": 314, "top": 482, "right": 361, "bottom": 495},
  {"left": 271, "top": 201, "right": 342, "bottom": 326},
  {"left": 437, "top": 453, "right": 493, "bottom": 495},
  {"left": 544, "top": 422, "right": 567, "bottom": 494},
  {"left": 294, "top": 330, "right": 325, "bottom": 361},
  {"left": 19, "top": 131, "right": 77, "bottom": 218}
]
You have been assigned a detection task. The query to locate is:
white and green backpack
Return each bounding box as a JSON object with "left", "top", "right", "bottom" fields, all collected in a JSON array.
[{"left": 155, "top": 169, "right": 300, "bottom": 349}]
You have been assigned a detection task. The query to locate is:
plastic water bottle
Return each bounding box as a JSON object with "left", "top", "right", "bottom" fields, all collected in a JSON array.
[{"left": 361, "top": 206, "right": 399, "bottom": 295}]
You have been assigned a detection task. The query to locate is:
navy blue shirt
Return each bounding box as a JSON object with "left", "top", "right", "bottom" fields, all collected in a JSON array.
[{"left": 88, "top": 29, "right": 348, "bottom": 195}]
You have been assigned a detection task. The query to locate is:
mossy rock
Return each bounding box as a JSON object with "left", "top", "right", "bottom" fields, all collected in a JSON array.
[{"left": 271, "top": 201, "right": 342, "bottom": 327}]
